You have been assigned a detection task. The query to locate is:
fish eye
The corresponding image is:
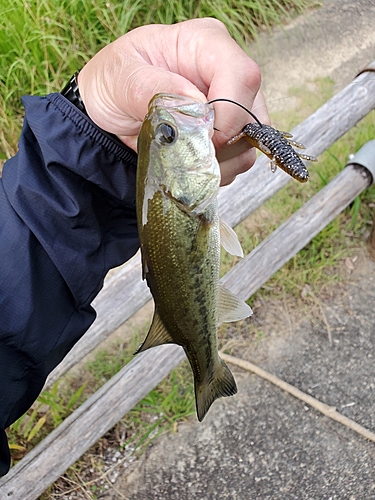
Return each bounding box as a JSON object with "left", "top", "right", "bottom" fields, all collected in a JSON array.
[{"left": 155, "top": 122, "right": 177, "bottom": 145}]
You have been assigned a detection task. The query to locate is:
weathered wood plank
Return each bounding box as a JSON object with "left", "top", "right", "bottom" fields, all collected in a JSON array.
[
  {"left": 1, "top": 162, "right": 372, "bottom": 500},
  {"left": 221, "top": 164, "right": 372, "bottom": 299},
  {"left": 46, "top": 65, "right": 375, "bottom": 385},
  {"left": 218, "top": 63, "right": 375, "bottom": 227},
  {"left": 0, "top": 345, "right": 185, "bottom": 500}
]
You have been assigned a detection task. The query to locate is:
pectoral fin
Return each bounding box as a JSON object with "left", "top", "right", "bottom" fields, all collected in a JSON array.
[
  {"left": 219, "top": 219, "right": 244, "bottom": 258},
  {"left": 218, "top": 285, "right": 252, "bottom": 325},
  {"left": 134, "top": 310, "right": 174, "bottom": 354}
]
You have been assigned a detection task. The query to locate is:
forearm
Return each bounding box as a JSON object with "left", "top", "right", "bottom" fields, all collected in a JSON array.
[{"left": 0, "top": 93, "right": 139, "bottom": 475}]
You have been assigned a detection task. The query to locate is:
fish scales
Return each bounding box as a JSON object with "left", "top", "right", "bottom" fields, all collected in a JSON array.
[
  {"left": 136, "top": 93, "right": 252, "bottom": 421},
  {"left": 143, "top": 192, "right": 221, "bottom": 378}
]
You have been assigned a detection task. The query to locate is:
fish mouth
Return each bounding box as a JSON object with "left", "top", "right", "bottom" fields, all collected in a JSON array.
[{"left": 149, "top": 93, "right": 213, "bottom": 119}]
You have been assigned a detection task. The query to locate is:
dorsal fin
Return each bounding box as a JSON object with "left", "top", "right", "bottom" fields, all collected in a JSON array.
[{"left": 134, "top": 310, "right": 174, "bottom": 354}]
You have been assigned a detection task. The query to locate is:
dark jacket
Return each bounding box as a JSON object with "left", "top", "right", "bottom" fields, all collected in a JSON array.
[{"left": 0, "top": 93, "right": 139, "bottom": 475}]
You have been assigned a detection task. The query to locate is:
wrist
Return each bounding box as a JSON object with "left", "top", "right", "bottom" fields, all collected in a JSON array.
[{"left": 61, "top": 71, "right": 87, "bottom": 114}]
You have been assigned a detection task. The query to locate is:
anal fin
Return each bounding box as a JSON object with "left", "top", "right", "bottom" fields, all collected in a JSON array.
[{"left": 218, "top": 285, "right": 252, "bottom": 325}]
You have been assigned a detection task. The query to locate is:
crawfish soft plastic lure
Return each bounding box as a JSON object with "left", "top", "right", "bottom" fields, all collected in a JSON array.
[{"left": 208, "top": 98, "right": 317, "bottom": 183}]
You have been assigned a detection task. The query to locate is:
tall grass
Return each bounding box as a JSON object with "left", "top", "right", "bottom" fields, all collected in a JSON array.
[{"left": 0, "top": 0, "right": 317, "bottom": 158}]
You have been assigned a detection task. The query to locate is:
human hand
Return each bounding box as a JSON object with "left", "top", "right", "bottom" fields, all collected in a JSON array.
[{"left": 78, "top": 18, "right": 270, "bottom": 186}]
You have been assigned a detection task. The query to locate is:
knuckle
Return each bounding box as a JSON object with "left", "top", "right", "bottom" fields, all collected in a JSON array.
[
  {"left": 242, "top": 59, "right": 262, "bottom": 92},
  {"left": 196, "top": 17, "right": 228, "bottom": 32}
]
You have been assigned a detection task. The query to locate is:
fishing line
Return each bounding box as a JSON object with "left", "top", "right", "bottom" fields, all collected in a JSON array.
[
  {"left": 207, "top": 98, "right": 263, "bottom": 127},
  {"left": 208, "top": 71, "right": 375, "bottom": 134}
]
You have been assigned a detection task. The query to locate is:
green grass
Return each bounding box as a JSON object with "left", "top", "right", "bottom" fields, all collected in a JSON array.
[
  {"left": 7, "top": 381, "right": 87, "bottom": 461},
  {"left": 0, "top": 0, "right": 317, "bottom": 159},
  {"left": 85, "top": 335, "right": 195, "bottom": 456},
  {"left": 8, "top": 330, "right": 196, "bottom": 470}
]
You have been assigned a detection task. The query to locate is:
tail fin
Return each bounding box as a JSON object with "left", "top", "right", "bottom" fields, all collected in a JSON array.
[{"left": 195, "top": 359, "right": 237, "bottom": 422}]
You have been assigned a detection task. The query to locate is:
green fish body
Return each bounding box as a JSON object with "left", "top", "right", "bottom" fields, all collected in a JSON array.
[{"left": 136, "top": 94, "right": 252, "bottom": 421}]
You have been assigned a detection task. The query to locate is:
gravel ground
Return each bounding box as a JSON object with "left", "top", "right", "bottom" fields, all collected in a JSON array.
[{"left": 105, "top": 255, "right": 375, "bottom": 500}]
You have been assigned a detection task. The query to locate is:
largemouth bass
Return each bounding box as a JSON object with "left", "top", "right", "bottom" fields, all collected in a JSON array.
[{"left": 136, "top": 93, "right": 252, "bottom": 421}]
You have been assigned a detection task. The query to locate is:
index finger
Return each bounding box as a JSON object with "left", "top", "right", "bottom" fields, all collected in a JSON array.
[{"left": 177, "top": 19, "right": 269, "bottom": 145}]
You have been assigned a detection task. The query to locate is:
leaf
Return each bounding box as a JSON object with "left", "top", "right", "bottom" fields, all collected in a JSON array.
[
  {"left": 349, "top": 196, "right": 361, "bottom": 227},
  {"left": 8, "top": 443, "right": 26, "bottom": 451},
  {"left": 22, "top": 407, "right": 39, "bottom": 439},
  {"left": 66, "top": 383, "right": 86, "bottom": 413},
  {"left": 27, "top": 416, "right": 47, "bottom": 442},
  {"left": 345, "top": 257, "right": 354, "bottom": 272}
]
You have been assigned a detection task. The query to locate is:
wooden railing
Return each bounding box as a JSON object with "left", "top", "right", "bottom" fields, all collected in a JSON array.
[{"left": 1, "top": 62, "right": 375, "bottom": 500}]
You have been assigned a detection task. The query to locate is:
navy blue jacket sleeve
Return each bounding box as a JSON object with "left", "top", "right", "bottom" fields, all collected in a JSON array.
[{"left": 0, "top": 93, "right": 140, "bottom": 475}]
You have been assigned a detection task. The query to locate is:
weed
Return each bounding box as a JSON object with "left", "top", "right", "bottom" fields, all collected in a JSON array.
[
  {"left": 8, "top": 381, "right": 87, "bottom": 462},
  {"left": 122, "top": 363, "right": 195, "bottom": 456},
  {"left": 86, "top": 342, "right": 134, "bottom": 385},
  {"left": 0, "top": 0, "right": 318, "bottom": 161},
  {"left": 86, "top": 337, "right": 195, "bottom": 456}
]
